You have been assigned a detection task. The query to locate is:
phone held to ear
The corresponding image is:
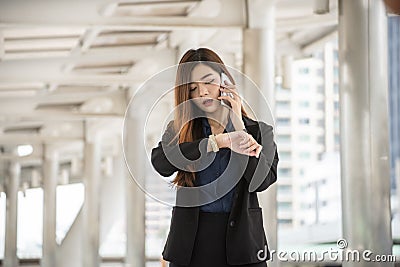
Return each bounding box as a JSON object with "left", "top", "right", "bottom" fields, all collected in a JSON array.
[{"left": 220, "top": 72, "right": 234, "bottom": 107}]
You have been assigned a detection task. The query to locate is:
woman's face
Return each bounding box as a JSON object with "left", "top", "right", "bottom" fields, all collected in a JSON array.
[{"left": 189, "top": 63, "right": 222, "bottom": 114}]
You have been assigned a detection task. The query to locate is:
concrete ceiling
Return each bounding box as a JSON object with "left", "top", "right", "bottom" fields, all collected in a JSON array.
[{"left": 0, "top": 0, "right": 338, "bottom": 186}]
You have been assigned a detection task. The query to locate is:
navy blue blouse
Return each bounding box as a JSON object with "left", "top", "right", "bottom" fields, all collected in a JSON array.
[{"left": 195, "top": 117, "right": 237, "bottom": 213}]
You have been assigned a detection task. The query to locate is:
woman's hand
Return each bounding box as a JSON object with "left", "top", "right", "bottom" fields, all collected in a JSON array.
[
  {"left": 218, "top": 81, "right": 245, "bottom": 131},
  {"left": 216, "top": 131, "right": 262, "bottom": 158}
]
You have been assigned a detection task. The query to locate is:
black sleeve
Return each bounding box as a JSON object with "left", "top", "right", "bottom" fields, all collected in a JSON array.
[
  {"left": 237, "top": 122, "right": 279, "bottom": 192},
  {"left": 151, "top": 121, "right": 209, "bottom": 177}
]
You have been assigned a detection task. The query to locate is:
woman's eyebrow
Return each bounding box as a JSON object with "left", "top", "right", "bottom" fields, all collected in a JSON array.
[{"left": 199, "top": 73, "right": 213, "bottom": 80}]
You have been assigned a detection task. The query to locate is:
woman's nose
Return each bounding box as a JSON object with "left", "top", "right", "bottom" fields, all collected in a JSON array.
[{"left": 198, "top": 84, "right": 209, "bottom": 96}]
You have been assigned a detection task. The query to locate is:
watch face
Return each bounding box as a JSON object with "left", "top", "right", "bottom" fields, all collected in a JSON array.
[{"left": 209, "top": 135, "right": 219, "bottom": 152}]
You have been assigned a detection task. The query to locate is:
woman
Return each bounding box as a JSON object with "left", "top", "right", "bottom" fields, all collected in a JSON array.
[{"left": 151, "top": 48, "right": 279, "bottom": 267}]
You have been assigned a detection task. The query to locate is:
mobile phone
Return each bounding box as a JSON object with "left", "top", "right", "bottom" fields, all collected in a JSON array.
[{"left": 220, "top": 72, "right": 234, "bottom": 107}]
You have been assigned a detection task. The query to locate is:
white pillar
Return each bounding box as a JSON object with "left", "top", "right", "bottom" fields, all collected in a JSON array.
[
  {"left": 42, "top": 146, "right": 59, "bottom": 267},
  {"left": 397, "top": 159, "right": 400, "bottom": 219},
  {"left": 0, "top": 31, "right": 4, "bottom": 60},
  {"left": 125, "top": 114, "right": 146, "bottom": 267},
  {"left": 244, "top": 1, "right": 278, "bottom": 266},
  {"left": 82, "top": 128, "right": 101, "bottom": 267},
  {"left": 4, "top": 161, "right": 20, "bottom": 267},
  {"left": 282, "top": 55, "right": 293, "bottom": 90},
  {"left": 339, "top": 0, "right": 392, "bottom": 266},
  {"left": 177, "top": 31, "right": 199, "bottom": 61}
]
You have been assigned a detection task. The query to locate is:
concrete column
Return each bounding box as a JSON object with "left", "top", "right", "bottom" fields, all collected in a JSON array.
[
  {"left": 339, "top": 0, "right": 392, "bottom": 266},
  {"left": 396, "top": 159, "right": 400, "bottom": 217},
  {"left": 177, "top": 31, "right": 199, "bottom": 61},
  {"left": 42, "top": 146, "right": 59, "bottom": 267},
  {"left": 4, "top": 161, "right": 20, "bottom": 267},
  {"left": 100, "top": 140, "right": 125, "bottom": 247},
  {"left": 0, "top": 31, "right": 4, "bottom": 60},
  {"left": 244, "top": 1, "right": 278, "bottom": 266},
  {"left": 82, "top": 130, "right": 101, "bottom": 267},
  {"left": 282, "top": 55, "right": 293, "bottom": 90},
  {"left": 125, "top": 114, "right": 146, "bottom": 267}
]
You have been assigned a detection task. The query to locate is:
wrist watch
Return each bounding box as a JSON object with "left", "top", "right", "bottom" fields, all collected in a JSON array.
[{"left": 208, "top": 134, "right": 219, "bottom": 152}]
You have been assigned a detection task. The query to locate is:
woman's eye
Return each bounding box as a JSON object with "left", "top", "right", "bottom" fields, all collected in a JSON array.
[
  {"left": 205, "top": 79, "right": 215, "bottom": 85},
  {"left": 190, "top": 87, "right": 197, "bottom": 92}
]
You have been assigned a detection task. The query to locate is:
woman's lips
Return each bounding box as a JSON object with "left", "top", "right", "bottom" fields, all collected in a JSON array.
[{"left": 202, "top": 99, "right": 213, "bottom": 106}]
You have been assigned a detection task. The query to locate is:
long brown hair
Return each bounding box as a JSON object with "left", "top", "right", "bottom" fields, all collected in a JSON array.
[{"left": 171, "top": 48, "right": 248, "bottom": 187}]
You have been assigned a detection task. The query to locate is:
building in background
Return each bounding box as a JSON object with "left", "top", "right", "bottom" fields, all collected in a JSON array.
[{"left": 275, "top": 40, "right": 340, "bottom": 229}]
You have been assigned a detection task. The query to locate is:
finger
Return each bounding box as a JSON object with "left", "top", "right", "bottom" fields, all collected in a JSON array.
[
  {"left": 239, "top": 139, "right": 252, "bottom": 149},
  {"left": 255, "top": 145, "right": 262, "bottom": 158},
  {"left": 245, "top": 143, "right": 259, "bottom": 153},
  {"left": 220, "top": 87, "right": 240, "bottom": 98},
  {"left": 240, "top": 136, "right": 255, "bottom": 149},
  {"left": 248, "top": 150, "right": 257, "bottom": 157},
  {"left": 248, "top": 144, "right": 261, "bottom": 157},
  {"left": 240, "top": 133, "right": 254, "bottom": 144},
  {"left": 217, "top": 96, "right": 234, "bottom": 104}
]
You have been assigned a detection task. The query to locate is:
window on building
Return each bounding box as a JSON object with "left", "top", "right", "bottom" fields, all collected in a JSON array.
[
  {"left": 278, "top": 185, "right": 292, "bottom": 193},
  {"left": 299, "top": 135, "right": 311, "bottom": 142},
  {"left": 278, "top": 219, "right": 293, "bottom": 225},
  {"left": 278, "top": 168, "right": 292, "bottom": 176},
  {"left": 334, "top": 101, "right": 340, "bottom": 111},
  {"left": 335, "top": 134, "right": 340, "bottom": 144},
  {"left": 334, "top": 117, "right": 339, "bottom": 131},
  {"left": 299, "top": 152, "right": 311, "bottom": 159},
  {"left": 280, "top": 152, "right": 292, "bottom": 160},
  {"left": 277, "top": 135, "right": 291, "bottom": 143},
  {"left": 300, "top": 202, "right": 309, "bottom": 209},
  {"left": 276, "top": 100, "right": 290, "bottom": 109},
  {"left": 318, "top": 136, "right": 325, "bottom": 144},
  {"left": 298, "top": 84, "right": 311, "bottom": 91},
  {"left": 299, "top": 118, "right": 310, "bottom": 125},
  {"left": 334, "top": 50, "right": 339, "bottom": 60},
  {"left": 299, "top": 68, "right": 309, "bottom": 74},
  {"left": 298, "top": 101, "right": 310, "bottom": 108},
  {"left": 334, "top": 83, "right": 339, "bottom": 94},
  {"left": 278, "top": 202, "right": 292, "bottom": 210},
  {"left": 276, "top": 118, "right": 291, "bottom": 126},
  {"left": 334, "top": 67, "right": 339, "bottom": 78}
]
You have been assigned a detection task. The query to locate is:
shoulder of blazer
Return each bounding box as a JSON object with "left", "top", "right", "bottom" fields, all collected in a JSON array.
[{"left": 242, "top": 116, "right": 274, "bottom": 132}]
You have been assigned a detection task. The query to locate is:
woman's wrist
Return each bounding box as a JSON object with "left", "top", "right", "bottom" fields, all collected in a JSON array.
[
  {"left": 230, "top": 112, "right": 245, "bottom": 131},
  {"left": 215, "top": 133, "right": 227, "bottom": 148}
]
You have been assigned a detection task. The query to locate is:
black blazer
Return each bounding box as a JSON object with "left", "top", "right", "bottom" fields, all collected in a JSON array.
[{"left": 151, "top": 116, "right": 279, "bottom": 266}]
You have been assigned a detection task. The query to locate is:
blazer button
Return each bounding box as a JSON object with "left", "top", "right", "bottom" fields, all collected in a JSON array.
[{"left": 229, "top": 220, "right": 235, "bottom": 227}]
